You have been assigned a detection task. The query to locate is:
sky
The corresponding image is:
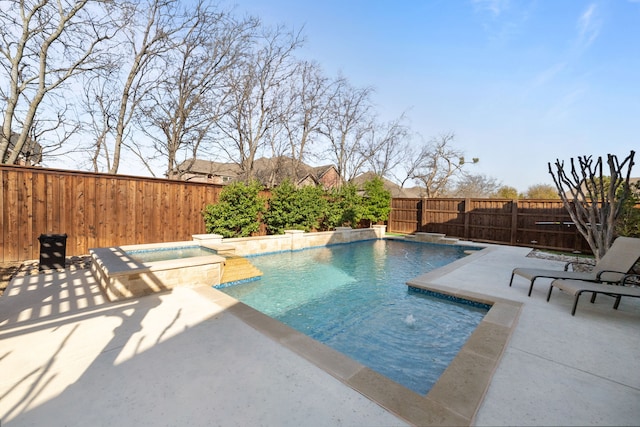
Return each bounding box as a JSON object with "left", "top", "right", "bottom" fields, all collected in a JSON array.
[{"left": 221, "top": 0, "right": 640, "bottom": 192}]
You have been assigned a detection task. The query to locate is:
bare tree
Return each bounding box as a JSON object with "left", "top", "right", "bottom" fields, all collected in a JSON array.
[
  {"left": 279, "top": 60, "right": 338, "bottom": 180},
  {"left": 80, "top": 0, "right": 189, "bottom": 174},
  {"left": 0, "top": 0, "right": 116, "bottom": 164},
  {"left": 548, "top": 151, "right": 636, "bottom": 260},
  {"left": 213, "top": 25, "right": 303, "bottom": 181},
  {"left": 400, "top": 132, "right": 478, "bottom": 197},
  {"left": 362, "top": 114, "right": 410, "bottom": 178},
  {"left": 81, "top": 69, "right": 118, "bottom": 171},
  {"left": 139, "top": 3, "right": 258, "bottom": 178},
  {"left": 318, "top": 80, "right": 374, "bottom": 182}
]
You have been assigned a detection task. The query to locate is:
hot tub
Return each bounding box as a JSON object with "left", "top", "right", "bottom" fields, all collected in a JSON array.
[{"left": 90, "top": 241, "right": 226, "bottom": 301}]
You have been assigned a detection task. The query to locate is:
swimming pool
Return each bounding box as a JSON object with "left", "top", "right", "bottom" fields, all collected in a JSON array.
[{"left": 218, "top": 239, "right": 488, "bottom": 394}]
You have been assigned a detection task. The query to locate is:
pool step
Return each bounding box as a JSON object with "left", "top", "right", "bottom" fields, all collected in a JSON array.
[{"left": 220, "top": 256, "right": 263, "bottom": 284}]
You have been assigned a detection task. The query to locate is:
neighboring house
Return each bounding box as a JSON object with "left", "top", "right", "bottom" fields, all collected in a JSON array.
[
  {"left": 169, "top": 159, "right": 239, "bottom": 184},
  {"left": 251, "top": 156, "right": 341, "bottom": 189},
  {"left": 172, "top": 156, "right": 342, "bottom": 189},
  {"left": 3, "top": 132, "right": 43, "bottom": 166},
  {"left": 395, "top": 186, "right": 426, "bottom": 198},
  {"left": 299, "top": 165, "right": 342, "bottom": 189},
  {"left": 351, "top": 172, "right": 425, "bottom": 198}
]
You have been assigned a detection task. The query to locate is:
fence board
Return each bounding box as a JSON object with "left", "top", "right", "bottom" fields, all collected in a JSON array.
[
  {"left": 125, "top": 178, "right": 137, "bottom": 244},
  {"left": 0, "top": 169, "right": 4, "bottom": 262},
  {"left": 86, "top": 176, "right": 97, "bottom": 250},
  {"left": 20, "top": 170, "right": 32, "bottom": 260},
  {"left": 75, "top": 175, "right": 87, "bottom": 256},
  {"left": 134, "top": 180, "right": 144, "bottom": 245},
  {"left": 33, "top": 172, "right": 46, "bottom": 250},
  {"left": 95, "top": 176, "right": 107, "bottom": 248},
  {"left": 162, "top": 182, "right": 171, "bottom": 242},
  {"left": 5, "top": 170, "right": 19, "bottom": 261}
]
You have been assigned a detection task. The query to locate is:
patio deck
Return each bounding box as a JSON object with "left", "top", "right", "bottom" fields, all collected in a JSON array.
[{"left": 0, "top": 244, "right": 638, "bottom": 426}]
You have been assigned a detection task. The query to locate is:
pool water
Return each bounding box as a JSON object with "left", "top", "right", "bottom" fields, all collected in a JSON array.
[
  {"left": 219, "top": 239, "right": 488, "bottom": 395},
  {"left": 127, "top": 246, "right": 217, "bottom": 263}
]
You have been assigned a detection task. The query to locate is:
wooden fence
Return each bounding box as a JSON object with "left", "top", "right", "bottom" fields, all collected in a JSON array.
[
  {"left": 1, "top": 165, "right": 223, "bottom": 263},
  {"left": 2, "top": 165, "right": 599, "bottom": 263},
  {"left": 388, "top": 198, "right": 592, "bottom": 253}
]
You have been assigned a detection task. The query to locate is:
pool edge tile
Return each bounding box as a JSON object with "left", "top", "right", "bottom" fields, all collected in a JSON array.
[
  {"left": 482, "top": 300, "right": 523, "bottom": 329},
  {"left": 347, "top": 367, "right": 470, "bottom": 426},
  {"left": 461, "top": 321, "right": 511, "bottom": 362},
  {"left": 228, "top": 304, "right": 303, "bottom": 342},
  {"left": 427, "top": 349, "right": 496, "bottom": 421},
  {"left": 283, "top": 333, "right": 364, "bottom": 380},
  {"left": 192, "top": 286, "right": 239, "bottom": 309},
  {"left": 409, "top": 246, "right": 496, "bottom": 283}
]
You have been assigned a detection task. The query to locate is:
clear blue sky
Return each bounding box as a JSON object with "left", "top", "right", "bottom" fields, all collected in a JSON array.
[{"left": 227, "top": 0, "right": 640, "bottom": 192}]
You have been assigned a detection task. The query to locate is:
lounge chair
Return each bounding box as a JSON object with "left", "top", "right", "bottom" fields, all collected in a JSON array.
[
  {"left": 508, "top": 236, "right": 640, "bottom": 296},
  {"left": 547, "top": 274, "right": 640, "bottom": 315}
]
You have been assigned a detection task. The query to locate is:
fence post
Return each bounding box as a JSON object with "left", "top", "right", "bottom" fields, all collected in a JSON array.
[
  {"left": 421, "top": 198, "right": 427, "bottom": 232},
  {"left": 510, "top": 200, "right": 518, "bottom": 245},
  {"left": 464, "top": 198, "right": 471, "bottom": 239}
]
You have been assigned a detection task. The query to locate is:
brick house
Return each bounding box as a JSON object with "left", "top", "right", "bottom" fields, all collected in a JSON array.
[{"left": 171, "top": 156, "right": 342, "bottom": 189}]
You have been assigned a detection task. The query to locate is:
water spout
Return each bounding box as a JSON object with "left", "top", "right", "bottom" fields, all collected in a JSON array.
[{"left": 404, "top": 314, "right": 416, "bottom": 327}]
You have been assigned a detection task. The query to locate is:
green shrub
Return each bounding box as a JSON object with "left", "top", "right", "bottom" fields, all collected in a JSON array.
[
  {"left": 263, "top": 179, "right": 328, "bottom": 234},
  {"left": 361, "top": 176, "right": 391, "bottom": 226},
  {"left": 202, "top": 180, "right": 265, "bottom": 238},
  {"left": 616, "top": 181, "right": 640, "bottom": 238},
  {"left": 321, "top": 183, "right": 364, "bottom": 230},
  {"left": 203, "top": 176, "right": 395, "bottom": 237}
]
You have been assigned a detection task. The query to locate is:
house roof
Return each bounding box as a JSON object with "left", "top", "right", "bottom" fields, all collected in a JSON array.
[
  {"left": 175, "top": 157, "right": 339, "bottom": 188},
  {"left": 176, "top": 159, "right": 240, "bottom": 176},
  {"left": 310, "top": 165, "right": 337, "bottom": 178},
  {"left": 5, "top": 132, "right": 42, "bottom": 164}
]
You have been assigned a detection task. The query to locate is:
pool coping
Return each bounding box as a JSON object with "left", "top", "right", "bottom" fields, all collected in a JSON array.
[
  {"left": 90, "top": 241, "right": 226, "bottom": 277},
  {"left": 198, "top": 245, "right": 522, "bottom": 426}
]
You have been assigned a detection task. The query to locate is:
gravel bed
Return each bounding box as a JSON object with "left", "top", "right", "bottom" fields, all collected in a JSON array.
[{"left": 526, "top": 249, "right": 596, "bottom": 272}]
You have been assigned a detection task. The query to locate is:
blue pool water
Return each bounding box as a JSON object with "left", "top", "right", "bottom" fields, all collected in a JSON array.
[
  {"left": 219, "top": 239, "right": 488, "bottom": 394},
  {"left": 127, "top": 246, "right": 217, "bottom": 263}
]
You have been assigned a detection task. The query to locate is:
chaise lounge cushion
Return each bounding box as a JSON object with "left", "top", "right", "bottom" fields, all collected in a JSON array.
[
  {"left": 509, "top": 236, "right": 640, "bottom": 296},
  {"left": 548, "top": 276, "right": 640, "bottom": 315}
]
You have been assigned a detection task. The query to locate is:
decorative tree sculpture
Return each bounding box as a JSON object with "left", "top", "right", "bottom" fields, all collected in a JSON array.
[{"left": 548, "top": 151, "right": 635, "bottom": 260}]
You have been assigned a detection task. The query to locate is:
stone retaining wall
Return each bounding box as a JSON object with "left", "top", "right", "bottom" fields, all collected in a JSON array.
[{"left": 192, "top": 225, "right": 386, "bottom": 256}]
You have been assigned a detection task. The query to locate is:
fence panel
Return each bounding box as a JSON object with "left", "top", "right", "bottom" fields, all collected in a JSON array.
[
  {"left": 421, "top": 198, "right": 465, "bottom": 236},
  {"left": 0, "top": 165, "right": 224, "bottom": 263},
  {"left": 389, "top": 197, "right": 593, "bottom": 253},
  {"left": 389, "top": 198, "right": 422, "bottom": 234},
  {"left": 2, "top": 166, "right": 605, "bottom": 263},
  {"left": 515, "top": 200, "right": 590, "bottom": 252},
  {"left": 466, "top": 199, "right": 513, "bottom": 244}
]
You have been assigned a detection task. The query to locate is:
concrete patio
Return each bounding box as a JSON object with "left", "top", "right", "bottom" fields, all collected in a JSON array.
[{"left": 0, "top": 243, "right": 638, "bottom": 426}]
